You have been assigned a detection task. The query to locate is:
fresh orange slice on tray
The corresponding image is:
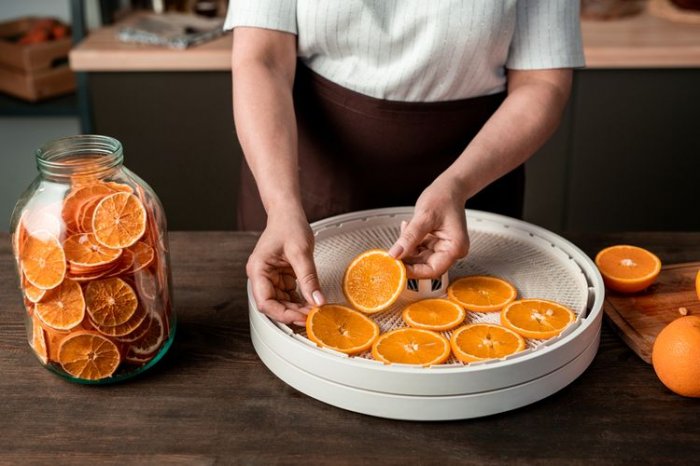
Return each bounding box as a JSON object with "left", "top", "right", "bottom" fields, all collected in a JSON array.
[
  {"left": 306, "top": 304, "right": 380, "bottom": 355},
  {"left": 85, "top": 277, "right": 139, "bottom": 327},
  {"left": 450, "top": 323, "right": 525, "bottom": 363},
  {"left": 447, "top": 275, "right": 517, "bottom": 313},
  {"left": 343, "top": 249, "right": 407, "bottom": 314},
  {"left": 501, "top": 299, "right": 576, "bottom": 340},
  {"left": 371, "top": 328, "right": 451, "bottom": 366},
  {"left": 92, "top": 192, "right": 147, "bottom": 249},
  {"left": 34, "top": 279, "right": 85, "bottom": 331},
  {"left": 58, "top": 331, "right": 121, "bottom": 380},
  {"left": 401, "top": 298, "right": 466, "bottom": 331},
  {"left": 595, "top": 245, "right": 661, "bottom": 293},
  {"left": 20, "top": 230, "right": 66, "bottom": 290}
]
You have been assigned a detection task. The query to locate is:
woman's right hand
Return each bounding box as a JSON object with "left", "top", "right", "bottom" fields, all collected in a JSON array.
[{"left": 246, "top": 210, "right": 326, "bottom": 325}]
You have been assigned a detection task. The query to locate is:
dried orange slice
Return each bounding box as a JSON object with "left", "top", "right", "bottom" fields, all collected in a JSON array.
[
  {"left": 35, "top": 279, "right": 85, "bottom": 331},
  {"left": 104, "top": 249, "right": 136, "bottom": 278},
  {"left": 104, "top": 181, "right": 134, "bottom": 193},
  {"left": 129, "top": 241, "right": 154, "bottom": 272},
  {"left": 93, "top": 306, "right": 148, "bottom": 338},
  {"left": 342, "top": 249, "right": 407, "bottom": 314},
  {"left": 306, "top": 304, "right": 380, "bottom": 355},
  {"left": 116, "top": 311, "right": 152, "bottom": 343},
  {"left": 595, "top": 245, "right": 661, "bottom": 293},
  {"left": 23, "top": 276, "right": 46, "bottom": 303},
  {"left": 450, "top": 323, "right": 525, "bottom": 363},
  {"left": 501, "top": 299, "right": 576, "bottom": 340},
  {"left": 30, "top": 316, "right": 49, "bottom": 364},
  {"left": 62, "top": 184, "right": 113, "bottom": 233},
  {"left": 127, "top": 311, "right": 165, "bottom": 356},
  {"left": 85, "top": 277, "right": 139, "bottom": 327},
  {"left": 20, "top": 230, "right": 66, "bottom": 290},
  {"left": 447, "top": 275, "right": 517, "bottom": 313},
  {"left": 92, "top": 192, "right": 147, "bottom": 249},
  {"left": 371, "top": 328, "right": 450, "bottom": 366},
  {"left": 58, "top": 331, "right": 121, "bottom": 380},
  {"left": 64, "top": 233, "right": 122, "bottom": 268},
  {"left": 696, "top": 269, "right": 700, "bottom": 301},
  {"left": 401, "top": 298, "right": 466, "bottom": 331}
]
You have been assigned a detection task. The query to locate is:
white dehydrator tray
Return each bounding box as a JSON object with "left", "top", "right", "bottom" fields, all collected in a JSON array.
[{"left": 248, "top": 208, "right": 605, "bottom": 420}]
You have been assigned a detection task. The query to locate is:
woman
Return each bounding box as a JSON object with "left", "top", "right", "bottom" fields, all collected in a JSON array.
[{"left": 227, "top": 1, "right": 584, "bottom": 325}]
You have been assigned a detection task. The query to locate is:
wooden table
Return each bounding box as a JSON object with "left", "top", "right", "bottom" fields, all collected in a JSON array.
[{"left": 2, "top": 231, "right": 700, "bottom": 464}]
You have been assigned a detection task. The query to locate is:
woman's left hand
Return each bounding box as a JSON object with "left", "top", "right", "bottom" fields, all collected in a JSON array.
[{"left": 388, "top": 178, "right": 470, "bottom": 278}]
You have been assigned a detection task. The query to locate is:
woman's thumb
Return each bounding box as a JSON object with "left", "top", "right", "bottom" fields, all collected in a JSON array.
[{"left": 389, "top": 217, "right": 431, "bottom": 259}]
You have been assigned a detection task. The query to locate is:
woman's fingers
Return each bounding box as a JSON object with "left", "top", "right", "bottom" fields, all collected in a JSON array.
[
  {"left": 287, "top": 244, "right": 326, "bottom": 307},
  {"left": 389, "top": 215, "right": 433, "bottom": 259}
]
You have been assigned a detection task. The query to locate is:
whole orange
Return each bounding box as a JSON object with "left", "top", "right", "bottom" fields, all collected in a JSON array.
[{"left": 652, "top": 316, "right": 700, "bottom": 397}]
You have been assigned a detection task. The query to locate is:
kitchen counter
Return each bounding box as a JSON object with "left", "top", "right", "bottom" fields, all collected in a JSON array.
[
  {"left": 1, "top": 231, "right": 699, "bottom": 464},
  {"left": 70, "top": 7, "right": 700, "bottom": 71}
]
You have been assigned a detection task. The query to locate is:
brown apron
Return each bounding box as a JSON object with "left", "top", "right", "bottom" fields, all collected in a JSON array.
[{"left": 237, "top": 63, "right": 524, "bottom": 230}]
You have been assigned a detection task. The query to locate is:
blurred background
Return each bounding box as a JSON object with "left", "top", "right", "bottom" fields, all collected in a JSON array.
[{"left": 0, "top": 0, "right": 698, "bottom": 233}]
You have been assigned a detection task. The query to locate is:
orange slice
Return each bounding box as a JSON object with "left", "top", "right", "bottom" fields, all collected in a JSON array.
[
  {"left": 126, "top": 311, "right": 165, "bottom": 356},
  {"left": 595, "top": 245, "right": 661, "bottom": 294},
  {"left": 64, "top": 233, "right": 122, "bottom": 268},
  {"left": 371, "top": 328, "right": 450, "bottom": 366},
  {"left": 93, "top": 306, "right": 148, "bottom": 338},
  {"left": 34, "top": 279, "right": 85, "bottom": 331},
  {"left": 30, "top": 316, "right": 49, "bottom": 364},
  {"left": 306, "top": 304, "right": 380, "bottom": 355},
  {"left": 450, "top": 323, "right": 526, "bottom": 363},
  {"left": 104, "top": 181, "right": 134, "bottom": 193},
  {"left": 20, "top": 230, "right": 66, "bottom": 290},
  {"left": 342, "top": 249, "right": 407, "bottom": 313},
  {"left": 696, "top": 269, "right": 700, "bottom": 301},
  {"left": 58, "top": 331, "right": 121, "bottom": 380},
  {"left": 401, "top": 298, "right": 466, "bottom": 331},
  {"left": 85, "top": 277, "right": 139, "bottom": 327},
  {"left": 23, "top": 276, "right": 46, "bottom": 303},
  {"left": 128, "top": 241, "right": 154, "bottom": 272},
  {"left": 62, "top": 184, "right": 113, "bottom": 233},
  {"left": 501, "top": 299, "right": 576, "bottom": 340},
  {"left": 447, "top": 275, "right": 517, "bottom": 313},
  {"left": 92, "top": 192, "right": 147, "bottom": 249}
]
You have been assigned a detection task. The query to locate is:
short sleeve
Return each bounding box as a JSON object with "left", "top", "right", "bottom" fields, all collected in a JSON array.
[
  {"left": 224, "top": 0, "right": 297, "bottom": 34},
  {"left": 506, "top": 0, "right": 585, "bottom": 70}
]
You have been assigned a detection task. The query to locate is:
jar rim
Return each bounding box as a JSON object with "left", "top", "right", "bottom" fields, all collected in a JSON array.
[{"left": 36, "top": 135, "right": 124, "bottom": 178}]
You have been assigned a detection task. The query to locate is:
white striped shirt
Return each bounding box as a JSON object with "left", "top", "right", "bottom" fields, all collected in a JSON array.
[{"left": 225, "top": 0, "right": 585, "bottom": 102}]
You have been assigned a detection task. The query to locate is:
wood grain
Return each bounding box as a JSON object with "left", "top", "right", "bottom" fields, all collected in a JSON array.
[
  {"left": 604, "top": 262, "right": 700, "bottom": 364},
  {"left": 1, "top": 231, "right": 700, "bottom": 465},
  {"left": 69, "top": 9, "right": 700, "bottom": 72}
]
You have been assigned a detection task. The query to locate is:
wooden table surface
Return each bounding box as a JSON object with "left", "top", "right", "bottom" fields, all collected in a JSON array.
[{"left": 2, "top": 231, "right": 700, "bottom": 465}]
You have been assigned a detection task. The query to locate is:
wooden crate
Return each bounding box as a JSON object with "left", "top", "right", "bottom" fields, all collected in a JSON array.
[{"left": 0, "top": 17, "right": 75, "bottom": 101}]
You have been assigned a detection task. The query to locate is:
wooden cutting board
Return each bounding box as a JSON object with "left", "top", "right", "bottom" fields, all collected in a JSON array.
[{"left": 603, "top": 261, "right": 700, "bottom": 364}]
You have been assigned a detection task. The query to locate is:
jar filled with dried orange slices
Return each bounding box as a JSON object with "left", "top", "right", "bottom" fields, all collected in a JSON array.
[{"left": 10, "top": 135, "right": 175, "bottom": 383}]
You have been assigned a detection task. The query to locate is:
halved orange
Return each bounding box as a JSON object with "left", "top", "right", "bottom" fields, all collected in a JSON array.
[
  {"left": 371, "top": 328, "right": 451, "bottom": 366},
  {"left": 447, "top": 275, "right": 517, "bottom": 313},
  {"left": 30, "top": 316, "right": 49, "bottom": 364},
  {"left": 85, "top": 277, "right": 139, "bottom": 327},
  {"left": 501, "top": 299, "right": 576, "bottom": 340},
  {"left": 306, "top": 304, "right": 380, "bottom": 355},
  {"left": 450, "top": 323, "right": 525, "bottom": 363},
  {"left": 64, "top": 233, "right": 122, "bottom": 268},
  {"left": 595, "top": 245, "right": 661, "bottom": 293},
  {"left": 58, "top": 330, "right": 121, "bottom": 380},
  {"left": 343, "top": 249, "right": 407, "bottom": 313},
  {"left": 92, "top": 192, "right": 147, "bottom": 249},
  {"left": 35, "top": 279, "right": 85, "bottom": 331},
  {"left": 20, "top": 230, "right": 66, "bottom": 290},
  {"left": 401, "top": 298, "right": 466, "bottom": 331}
]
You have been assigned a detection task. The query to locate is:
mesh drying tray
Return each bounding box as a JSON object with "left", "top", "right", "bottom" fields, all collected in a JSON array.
[{"left": 249, "top": 208, "right": 604, "bottom": 404}]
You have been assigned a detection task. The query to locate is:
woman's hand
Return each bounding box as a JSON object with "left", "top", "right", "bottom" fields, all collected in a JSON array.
[
  {"left": 389, "top": 177, "right": 470, "bottom": 279},
  {"left": 246, "top": 210, "right": 326, "bottom": 325}
]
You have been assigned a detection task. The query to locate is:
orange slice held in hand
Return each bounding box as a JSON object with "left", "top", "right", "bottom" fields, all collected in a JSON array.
[
  {"left": 401, "top": 298, "right": 466, "bottom": 331},
  {"left": 20, "top": 230, "right": 66, "bottom": 290},
  {"left": 595, "top": 245, "right": 661, "bottom": 294},
  {"left": 447, "top": 275, "right": 517, "bottom": 313},
  {"left": 306, "top": 304, "right": 380, "bottom": 355},
  {"left": 343, "top": 249, "right": 407, "bottom": 314},
  {"left": 92, "top": 192, "right": 147, "bottom": 249},
  {"left": 450, "top": 323, "right": 525, "bottom": 363},
  {"left": 34, "top": 279, "right": 85, "bottom": 331},
  {"left": 85, "top": 277, "right": 139, "bottom": 327},
  {"left": 501, "top": 299, "right": 575, "bottom": 340},
  {"left": 372, "top": 328, "right": 451, "bottom": 366},
  {"left": 58, "top": 331, "right": 121, "bottom": 381}
]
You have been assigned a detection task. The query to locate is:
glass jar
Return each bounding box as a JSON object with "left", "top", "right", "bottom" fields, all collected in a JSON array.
[{"left": 10, "top": 135, "right": 175, "bottom": 384}]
